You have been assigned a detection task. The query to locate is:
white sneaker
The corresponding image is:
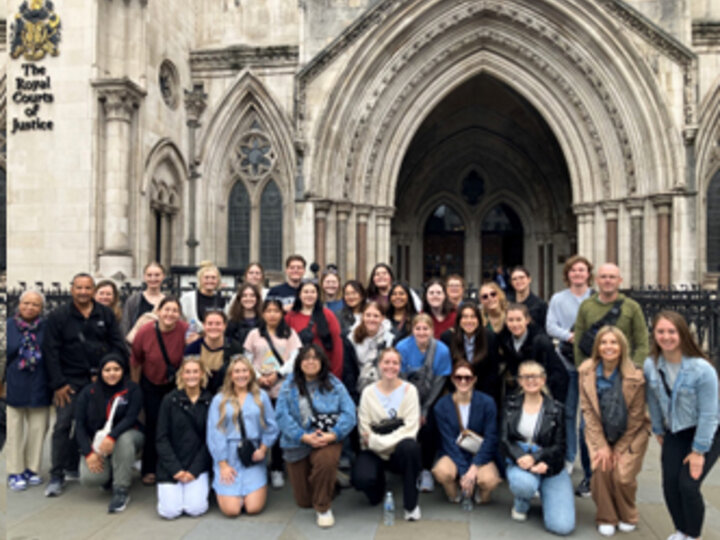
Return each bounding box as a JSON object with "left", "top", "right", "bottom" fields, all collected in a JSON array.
[
  {"left": 270, "top": 471, "right": 284, "bottom": 489},
  {"left": 316, "top": 509, "right": 335, "bottom": 528},
  {"left": 404, "top": 506, "right": 421, "bottom": 521},
  {"left": 511, "top": 508, "right": 527, "bottom": 521},
  {"left": 598, "top": 524, "right": 616, "bottom": 537},
  {"left": 666, "top": 533, "right": 687, "bottom": 540},
  {"left": 565, "top": 460, "right": 574, "bottom": 475},
  {"left": 618, "top": 522, "right": 636, "bottom": 533},
  {"left": 417, "top": 470, "right": 434, "bottom": 492}
]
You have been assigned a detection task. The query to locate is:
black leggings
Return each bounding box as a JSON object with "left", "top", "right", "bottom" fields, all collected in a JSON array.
[
  {"left": 352, "top": 439, "right": 421, "bottom": 511},
  {"left": 140, "top": 377, "right": 173, "bottom": 476},
  {"left": 661, "top": 427, "right": 720, "bottom": 538}
]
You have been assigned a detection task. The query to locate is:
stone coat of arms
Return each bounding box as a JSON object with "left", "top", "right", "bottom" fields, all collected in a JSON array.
[{"left": 10, "top": 0, "right": 62, "bottom": 61}]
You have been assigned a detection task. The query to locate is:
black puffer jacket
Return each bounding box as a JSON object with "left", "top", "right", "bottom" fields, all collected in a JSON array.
[
  {"left": 500, "top": 393, "right": 566, "bottom": 477},
  {"left": 155, "top": 388, "right": 213, "bottom": 483}
]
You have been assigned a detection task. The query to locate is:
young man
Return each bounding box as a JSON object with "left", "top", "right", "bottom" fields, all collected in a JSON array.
[
  {"left": 444, "top": 274, "right": 466, "bottom": 309},
  {"left": 267, "top": 254, "right": 307, "bottom": 311},
  {"left": 42, "top": 273, "right": 127, "bottom": 497},
  {"left": 546, "top": 255, "right": 594, "bottom": 481},
  {"left": 508, "top": 266, "right": 548, "bottom": 331}
]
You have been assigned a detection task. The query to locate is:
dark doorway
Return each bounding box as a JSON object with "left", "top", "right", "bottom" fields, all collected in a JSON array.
[
  {"left": 481, "top": 203, "right": 523, "bottom": 280},
  {"left": 424, "top": 204, "right": 464, "bottom": 281}
]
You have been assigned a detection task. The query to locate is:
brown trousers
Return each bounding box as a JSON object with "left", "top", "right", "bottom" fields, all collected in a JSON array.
[{"left": 286, "top": 443, "right": 342, "bottom": 513}]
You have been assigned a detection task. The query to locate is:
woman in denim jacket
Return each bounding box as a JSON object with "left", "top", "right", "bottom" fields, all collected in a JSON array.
[
  {"left": 644, "top": 310, "right": 720, "bottom": 540},
  {"left": 275, "top": 344, "right": 357, "bottom": 528}
]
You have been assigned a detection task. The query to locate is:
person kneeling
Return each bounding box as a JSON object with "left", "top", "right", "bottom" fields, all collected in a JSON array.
[
  {"left": 502, "top": 360, "right": 575, "bottom": 535},
  {"left": 432, "top": 361, "right": 501, "bottom": 505},
  {"left": 207, "top": 355, "right": 279, "bottom": 517},
  {"left": 76, "top": 353, "right": 144, "bottom": 513},
  {"left": 353, "top": 347, "right": 422, "bottom": 521},
  {"left": 156, "top": 356, "right": 213, "bottom": 519}
]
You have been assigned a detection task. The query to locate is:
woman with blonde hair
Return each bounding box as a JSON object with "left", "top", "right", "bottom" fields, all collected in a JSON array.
[
  {"left": 478, "top": 282, "right": 508, "bottom": 334},
  {"left": 579, "top": 326, "right": 650, "bottom": 536},
  {"left": 156, "top": 356, "right": 212, "bottom": 519},
  {"left": 181, "top": 261, "right": 227, "bottom": 340},
  {"left": 206, "top": 355, "right": 279, "bottom": 517}
]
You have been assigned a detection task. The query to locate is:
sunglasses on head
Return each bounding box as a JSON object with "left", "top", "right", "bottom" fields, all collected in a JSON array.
[{"left": 480, "top": 291, "right": 498, "bottom": 300}]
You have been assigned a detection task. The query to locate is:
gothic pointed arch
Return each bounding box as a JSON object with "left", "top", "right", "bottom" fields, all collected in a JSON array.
[
  {"left": 696, "top": 82, "right": 720, "bottom": 278},
  {"left": 198, "top": 70, "right": 295, "bottom": 267}
]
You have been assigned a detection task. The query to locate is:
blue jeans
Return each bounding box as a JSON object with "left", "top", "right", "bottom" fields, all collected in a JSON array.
[{"left": 507, "top": 463, "right": 575, "bottom": 535}]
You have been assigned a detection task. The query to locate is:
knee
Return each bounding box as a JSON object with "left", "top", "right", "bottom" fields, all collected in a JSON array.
[
  {"left": 219, "top": 504, "right": 242, "bottom": 517},
  {"left": 157, "top": 502, "right": 182, "bottom": 520},
  {"left": 184, "top": 499, "right": 209, "bottom": 517},
  {"left": 432, "top": 463, "right": 455, "bottom": 485},
  {"left": 545, "top": 517, "right": 575, "bottom": 537},
  {"left": 677, "top": 472, "right": 701, "bottom": 497},
  {"left": 244, "top": 497, "right": 266, "bottom": 515},
  {"left": 508, "top": 472, "right": 536, "bottom": 498}
]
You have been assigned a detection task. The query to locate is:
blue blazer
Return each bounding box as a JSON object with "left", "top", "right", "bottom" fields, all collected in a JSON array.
[{"left": 434, "top": 390, "right": 498, "bottom": 476}]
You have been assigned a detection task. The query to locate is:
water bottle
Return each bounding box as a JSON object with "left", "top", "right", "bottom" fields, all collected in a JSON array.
[
  {"left": 185, "top": 318, "right": 201, "bottom": 339},
  {"left": 461, "top": 491, "right": 474, "bottom": 512},
  {"left": 383, "top": 491, "right": 395, "bottom": 526}
]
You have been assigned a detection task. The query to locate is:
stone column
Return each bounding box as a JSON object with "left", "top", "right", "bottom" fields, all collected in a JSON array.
[
  {"left": 573, "top": 203, "right": 595, "bottom": 260},
  {"left": 356, "top": 206, "right": 371, "bottom": 283},
  {"left": 625, "top": 198, "right": 645, "bottom": 288},
  {"left": 375, "top": 206, "right": 395, "bottom": 266},
  {"left": 601, "top": 201, "right": 620, "bottom": 264},
  {"left": 184, "top": 83, "right": 207, "bottom": 266},
  {"left": 93, "top": 78, "right": 146, "bottom": 278},
  {"left": 652, "top": 195, "right": 673, "bottom": 287},
  {"left": 314, "top": 200, "right": 331, "bottom": 270},
  {"left": 336, "top": 202, "right": 352, "bottom": 279}
]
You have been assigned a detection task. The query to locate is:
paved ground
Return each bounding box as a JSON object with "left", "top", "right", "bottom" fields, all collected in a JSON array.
[{"left": 4, "top": 437, "right": 720, "bottom": 540}]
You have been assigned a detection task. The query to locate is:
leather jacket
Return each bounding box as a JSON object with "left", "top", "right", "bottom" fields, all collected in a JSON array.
[{"left": 500, "top": 392, "right": 566, "bottom": 476}]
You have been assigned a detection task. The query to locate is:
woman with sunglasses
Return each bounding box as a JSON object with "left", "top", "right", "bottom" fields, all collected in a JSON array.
[
  {"left": 579, "top": 326, "right": 650, "bottom": 537},
  {"left": 275, "top": 345, "right": 357, "bottom": 528},
  {"left": 353, "top": 347, "right": 422, "bottom": 521},
  {"left": 501, "top": 360, "right": 574, "bottom": 535},
  {"left": 478, "top": 282, "right": 507, "bottom": 335},
  {"left": 386, "top": 282, "right": 418, "bottom": 344},
  {"left": 644, "top": 311, "right": 720, "bottom": 540},
  {"left": 432, "top": 361, "right": 501, "bottom": 505}
]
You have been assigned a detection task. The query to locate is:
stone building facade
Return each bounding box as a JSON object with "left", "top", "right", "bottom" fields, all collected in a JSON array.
[{"left": 5, "top": 0, "right": 720, "bottom": 292}]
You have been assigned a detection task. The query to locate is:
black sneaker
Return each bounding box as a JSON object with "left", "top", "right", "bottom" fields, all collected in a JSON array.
[
  {"left": 575, "top": 478, "right": 591, "bottom": 498},
  {"left": 108, "top": 488, "right": 130, "bottom": 513}
]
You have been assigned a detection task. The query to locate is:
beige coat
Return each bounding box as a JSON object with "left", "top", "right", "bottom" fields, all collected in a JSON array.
[{"left": 579, "top": 359, "right": 651, "bottom": 481}]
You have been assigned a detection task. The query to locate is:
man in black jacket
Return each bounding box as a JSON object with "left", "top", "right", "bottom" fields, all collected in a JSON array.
[{"left": 42, "top": 273, "right": 127, "bottom": 497}]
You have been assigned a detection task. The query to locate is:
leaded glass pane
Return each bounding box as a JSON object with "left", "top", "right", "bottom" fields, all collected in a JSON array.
[
  {"left": 260, "top": 180, "right": 283, "bottom": 271},
  {"left": 228, "top": 180, "right": 250, "bottom": 269},
  {"left": 708, "top": 171, "right": 720, "bottom": 272}
]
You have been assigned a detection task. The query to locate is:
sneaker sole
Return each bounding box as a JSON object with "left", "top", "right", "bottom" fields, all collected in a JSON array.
[{"left": 109, "top": 496, "right": 130, "bottom": 513}]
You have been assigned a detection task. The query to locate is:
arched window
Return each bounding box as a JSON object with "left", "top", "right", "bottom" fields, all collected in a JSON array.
[
  {"left": 228, "top": 180, "right": 251, "bottom": 269},
  {"left": 423, "top": 204, "right": 465, "bottom": 280},
  {"left": 260, "top": 180, "right": 283, "bottom": 271},
  {"left": 708, "top": 170, "right": 720, "bottom": 272}
]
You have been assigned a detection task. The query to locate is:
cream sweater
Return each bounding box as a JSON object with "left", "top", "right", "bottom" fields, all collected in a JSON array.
[{"left": 358, "top": 381, "right": 420, "bottom": 460}]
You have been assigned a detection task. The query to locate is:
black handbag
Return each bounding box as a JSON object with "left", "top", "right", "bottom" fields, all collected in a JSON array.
[
  {"left": 306, "top": 391, "right": 338, "bottom": 432},
  {"left": 578, "top": 300, "right": 624, "bottom": 357},
  {"left": 599, "top": 374, "right": 628, "bottom": 445},
  {"left": 236, "top": 408, "right": 257, "bottom": 468},
  {"left": 370, "top": 417, "right": 404, "bottom": 435},
  {"left": 403, "top": 338, "right": 437, "bottom": 404},
  {"left": 298, "top": 319, "right": 315, "bottom": 346}
]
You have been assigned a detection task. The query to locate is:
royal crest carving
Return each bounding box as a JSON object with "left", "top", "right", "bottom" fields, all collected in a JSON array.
[{"left": 10, "top": 0, "right": 61, "bottom": 61}]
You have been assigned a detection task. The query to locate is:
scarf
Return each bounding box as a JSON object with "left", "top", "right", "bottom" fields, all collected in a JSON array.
[{"left": 13, "top": 314, "right": 43, "bottom": 371}]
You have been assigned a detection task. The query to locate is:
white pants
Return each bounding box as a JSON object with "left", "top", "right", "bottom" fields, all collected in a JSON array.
[
  {"left": 156, "top": 472, "right": 210, "bottom": 519},
  {"left": 6, "top": 406, "right": 50, "bottom": 475}
]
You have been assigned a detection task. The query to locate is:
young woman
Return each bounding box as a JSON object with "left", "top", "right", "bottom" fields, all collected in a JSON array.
[
  {"left": 501, "top": 360, "right": 574, "bottom": 535},
  {"left": 320, "top": 269, "right": 344, "bottom": 315},
  {"left": 445, "top": 274, "right": 466, "bottom": 310},
  {"left": 275, "top": 345, "right": 357, "bottom": 528},
  {"left": 207, "top": 356, "right": 279, "bottom": 517},
  {"left": 396, "top": 314, "right": 452, "bottom": 492},
  {"left": 156, "top": 356, "right": 212, "bottom": 519},
  {"left": 6, "top": 290, "right": 51, "bottom": 491},
  {"left": 244, "top": 262, "right": 268, "bottom": 299},
  {"left": 185, "top": 310, "right": 243, "bottom": 393},
  {"left": 76, "top": 353, "right": 144, "bottom": 513},
  {"left": 338, "top": 280, "right": 366, "bottom": 335},
  {"left": 285, "top": 281, "right": 343, "bottom": 379},
  {"left": 131, "top": 297, "right": 188, "bottom": 485},
  {"left": 479, "top": 281, "right": 508, "bottom": 335},
  {"left": 367, "top": 262, "right": 422, "bottom": 313},
  {"left": 386, "top": 282, "right": 418, "bottom": 344},
  {"left": 353, "top": 348, "right": 422, "bottom": 521},
  {"left": 499, "top": 303, "right": 569, "bottom": 404},
  {"left": 181, "top": 261, "right": 227, "bottom": 339},
  {"left": 440, "top": 301, "right": 500, "bottom": 407},
  {"left": 579, "top": 326, "right": 650, "bottom": 536},
  {"left": 122, "top": 261, "right": 166, "bottom": 342},
  {"left": 243, "top": 298, "right": 302, "bottom": 488},
  {"left": 508, "top": 266, "right": 548, "bottom": 332},
  {"left": 94, "top": 279, "right": 123, "bottom": 323},
  {"left": 349, "top": 301, "right": 396, "bottom": 394},
  {"left": 226, "top": 283, "right": 262, "bottom": 345},
  {"left": 432, "top": 361, "right": 501, "bottom": 504},
  {"left": 422, "top": 278, "right": 457, "bottom": 339},
  {"left": 644, "top": 311, "right": 720, "bottom": 540}
]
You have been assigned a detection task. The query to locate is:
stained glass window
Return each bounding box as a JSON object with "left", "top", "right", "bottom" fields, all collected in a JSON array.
[
  {"left": 228, "top": 180, "right": 250, "bottom": 269},
  {"left": 260, "top": 180, "right": 282, "bottom": 270}
]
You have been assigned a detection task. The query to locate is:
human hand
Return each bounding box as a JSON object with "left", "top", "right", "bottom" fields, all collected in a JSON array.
[
  {"left": 252, "top": 445, "right": 267, "bottom": 463},
  {"left": 567, "top": 332, "right": 574, "bottom": 344},
  {"left": 86, "top": 452, "right": 104, "bottom": 474},
  {"left": 219, "top": 461, "right": 237, "bottom": 484},
  {"left": 53, "top": 385, "right": 75, "bottom": 407},
  {"left": 593, "top": 446, "right": 614, "bottom": 472},
  {"left": 529, "top": 462, "right": 548, "bottom": 474},
  {"left": 461, "top": 466, "right": 477, "bottom": 494},
  {"left": 301, "top": 431, "right": 327, "bottom": 448},
  {"left": 683, "top": 451, "right": 705, "bottom": 481},
  {"left": 655, "top": 434, "right": 664, "bottom": 447},
  {"left": 98, "top": 436, "right": 115, "bottom": 456},
  {"left": 517, "top": 455, "right": 535, "bottom": 470}
]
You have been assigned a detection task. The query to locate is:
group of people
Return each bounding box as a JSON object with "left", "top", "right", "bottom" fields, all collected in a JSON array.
[{"left": 4, "top": 255, "right": 719, "bottom": 539}]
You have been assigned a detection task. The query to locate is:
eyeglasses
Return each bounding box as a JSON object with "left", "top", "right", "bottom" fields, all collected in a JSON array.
[
  {"left": 453, "top": 375, "right": 474, "bottom": 383},
  {"left": 480, "top": 291, "right": 498, "bottom": 300},
  {"left": 517, "top": 374, "right": 544, "bottom": 381}
]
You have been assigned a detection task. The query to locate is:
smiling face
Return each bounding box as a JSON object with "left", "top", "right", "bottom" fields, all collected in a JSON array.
[
  {"left": 158, "top": 300, "right": 181, "bottom": 329},
  {"left": 245, "top": 264, "right": 263, "bottom": 287},
  {"left": 596, "top": 264, "right": 622, "bottom": 297},
  {"left": 372, "top": 267, "right": 392, "bottom": 292},
  {"left": 262, "top": 302, "right": 283, "bottom": 329},
  {"left": 362, "top": 304, "right": 383, "bottom": 336},
  {"left": 479, "top": 285, "right": 499, "bottom": 311},
  {"left": 322, "top": 274, "right": 340, "bottom": 298},
  {"left": 181, "top": 360, "right": 203, "bottom": 390},
  {"left": 459, "top": 306, "right": 480, "bottom": 335},
  {"left": 18, "top": 292, "right": 43, "bottom": 322},
  {"left": 344, "top": 285, "right": 362, "bottom": 309},
  {"left": 390, "top": 286, "right": 409, "bottom": 310},
  {"left": 412, "top": 321, "right": 432, "bottom": 347},
  {"left": 598, "top": 331, "right": 621, "bottom": 366},
  {"left": 653, "top": 317, "right": 681, "bottom": 356},
  {"left": 517, "top": 364, "right": 545, "bottom": 394},
  {"left": 510, "top": 270, "right": 530, "bottom": 295},
  {"left": 286, "top": 260, "right": 306, "bottom": 285},
  {"left": 452, "top": 365, "right": 476, "bottom": 393},
  {"left": 231, "top": 361, "right": 251, "bottom": 392},
  {"left": 378, "top": 350, "right": 401, "bottom": 381},
  {"left": 203, "top": 312, "right": 226, "bottom": 340},
  {"left": 94, "top": 285, "right": 115, "bottom": 307},
  {"left": 299, "top": 283, "right": 319, "bottom": 309},
  {"left": 71, "top": 276, "right": 95, "bottom": 307},
  {"left": 300, "top": 349, "right": 322, "bottom": 379},
  {"left": 567, "top": 261, "right": 590, "bottom": 288},
  {"left": 425, "top": 283, "right": 446, "bottom": 310},
  {"left": 199, "top": 270, "right": 220, "bottom": 295},
  {"left": 101, "top": 361, "right": 124, "bottom": 386},
  {"left": 240, "top": 287, "right": 258, "bottom": 312},
  {"left": 505, "top": 309, "right": 529, "bottom": 338},
  {"left": 446, "top": 278, "right": 464, "bottom": 305},
  {"left": 144, "top": 264, "right": 165, "bottom": 290}
]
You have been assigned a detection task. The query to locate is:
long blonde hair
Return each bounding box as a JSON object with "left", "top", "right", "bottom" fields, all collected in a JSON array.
[
  {"left": 175, "top": 355, "right": 208, "bottom": 391},
  {"left": 216, "top": 355, "right": 265, "bottom": 431},
  {"left": 591, "top": 326, "right": 635, "bottom": 375}
]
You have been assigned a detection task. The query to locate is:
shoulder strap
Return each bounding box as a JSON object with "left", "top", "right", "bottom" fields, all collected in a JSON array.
[
  {"left": 262, "top": 327, "right": 285, "bottom": 366},
  {"left": 423, "top": 338, "right": 437, "bottom": 370},
  {"left": 590, "top": 298, "right": 625, "bottom": 332},
  {"left": 154, "top": 322, "right": 174, "bottom": 372},
  {"left": 236, "top": 403, "right": 248, "bottom": 441},
  {"left": 453, "top": 397, "right": 465, "bottom": 430},
  {"left": 657, "top": 367, "right": 673, "bottom": 398}
]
